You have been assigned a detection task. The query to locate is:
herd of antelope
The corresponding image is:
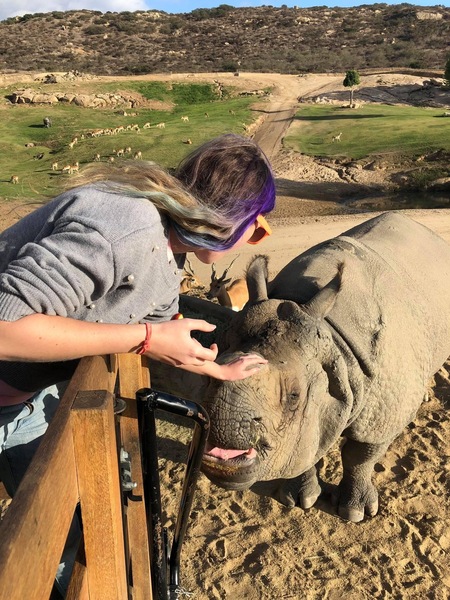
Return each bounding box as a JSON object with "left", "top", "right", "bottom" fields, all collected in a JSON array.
[{"left": 9, "top": 109, "right": 220, "bottom": 185}]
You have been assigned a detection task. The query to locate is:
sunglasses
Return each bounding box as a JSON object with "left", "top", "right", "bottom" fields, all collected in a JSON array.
[{"left": 247, "top": 215, "right": 272, "bottom": 245}]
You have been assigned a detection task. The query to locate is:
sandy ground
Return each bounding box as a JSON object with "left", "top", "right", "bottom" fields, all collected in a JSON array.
[
  {"left": 164, "top": 210, "right": 450, "bottom": 600},
  {"left": 1, "top": 71, "right": 450, "bottom": 599},
  {"left": 151, "top": 72, "right": 450, "bottom": 600}
]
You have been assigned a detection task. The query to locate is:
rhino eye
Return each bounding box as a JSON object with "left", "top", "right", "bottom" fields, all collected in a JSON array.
[{"left": 287, "top": 390, "right": 300, "bottom": 408}]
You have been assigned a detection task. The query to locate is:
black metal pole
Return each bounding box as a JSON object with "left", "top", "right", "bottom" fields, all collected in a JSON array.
[
  {"left": 137, "top": 388, "right": 210, "bottom": 600},
  {"left": 137, "top": 390, "right": 168, "bottom": 600}
]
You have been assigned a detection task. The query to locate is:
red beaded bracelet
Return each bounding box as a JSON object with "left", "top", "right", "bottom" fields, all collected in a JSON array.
[{"left": 136, "top": 322, "right": 152, "bottom": 355}]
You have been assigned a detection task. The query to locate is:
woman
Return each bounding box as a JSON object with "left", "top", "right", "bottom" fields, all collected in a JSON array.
[{"left": 0, "top": 133, "right": 275, "bottom": 594}]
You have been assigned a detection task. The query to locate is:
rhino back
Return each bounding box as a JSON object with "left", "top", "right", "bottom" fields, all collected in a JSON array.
[{"left": 270, "top": 212, "right": 450, "bottom": 440}]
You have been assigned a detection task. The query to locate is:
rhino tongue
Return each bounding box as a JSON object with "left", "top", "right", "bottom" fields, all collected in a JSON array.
[{"left": 206, "top": 447, "right": 257, "bottom": 460}]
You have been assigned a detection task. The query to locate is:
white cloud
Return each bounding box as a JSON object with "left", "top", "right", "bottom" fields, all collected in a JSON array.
[{"left": 0, "top": 0, "right": 149, "bottom": 22}]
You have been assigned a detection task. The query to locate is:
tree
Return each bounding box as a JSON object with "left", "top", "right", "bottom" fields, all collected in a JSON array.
[
  {"left": 343, "top": 69, "right": 360, "bottom": 107},
  {"left": 445, "top": 56, "right": 450, "bottom": 87}
]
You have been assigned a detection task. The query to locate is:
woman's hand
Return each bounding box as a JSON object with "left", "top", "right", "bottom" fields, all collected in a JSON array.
[
  {"left": 145, "top": 318, "right": 219, "bottom": 366},
  {"left": 213, "top": 353, "right": 268, "bottom": 381},
  {"left": 173, "top": 350, "right": 267, "bottom": 381}
]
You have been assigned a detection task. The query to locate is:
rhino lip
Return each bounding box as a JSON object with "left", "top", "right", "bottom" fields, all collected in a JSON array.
[{"left": 201, "top": 443, "right": 260, "bottom": 490}]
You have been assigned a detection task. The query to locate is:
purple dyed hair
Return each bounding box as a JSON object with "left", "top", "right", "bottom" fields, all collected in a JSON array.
[{"left": 173, "top": 133, "right": 276, "bottom": 251}]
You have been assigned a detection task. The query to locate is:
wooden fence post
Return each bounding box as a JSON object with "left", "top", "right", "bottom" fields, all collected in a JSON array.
[{"left": 71, "top": 389, "right": 128, "bottom": 600}]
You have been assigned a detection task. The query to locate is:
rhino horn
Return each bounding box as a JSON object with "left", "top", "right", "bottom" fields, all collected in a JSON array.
[
  {"left": 303, "top": 262, "right": 344, "bottom": 319},
  {"left": 246, "top": 254, "right": 269, "bottom": 303}
]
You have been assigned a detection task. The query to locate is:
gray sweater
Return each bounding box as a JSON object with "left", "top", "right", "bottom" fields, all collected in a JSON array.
[{"left": 0, "top": 184, "right": 184, "bottom": 391}]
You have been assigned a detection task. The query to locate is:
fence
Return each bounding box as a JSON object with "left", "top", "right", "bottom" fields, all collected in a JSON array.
[{"left": 0, "top": 353, "right": 153, "bottom": 600}]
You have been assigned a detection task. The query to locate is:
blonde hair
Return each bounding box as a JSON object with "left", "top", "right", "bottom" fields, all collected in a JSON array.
[
  {"left": 67, "top": 159, "right": 233, "bottom": 240},
  {"left": 66, "top": 134, "right": 275, "bottom": 250}
]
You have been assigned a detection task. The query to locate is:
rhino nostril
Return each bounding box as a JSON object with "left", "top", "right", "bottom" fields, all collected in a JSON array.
[{"left": 253, "top": 417, "right": 263, "bottom": 424}]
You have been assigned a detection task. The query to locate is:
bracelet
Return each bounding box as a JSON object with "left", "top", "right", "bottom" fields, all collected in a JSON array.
[{"left": 136, "top": 322, "right": 152, "bottom": 355}]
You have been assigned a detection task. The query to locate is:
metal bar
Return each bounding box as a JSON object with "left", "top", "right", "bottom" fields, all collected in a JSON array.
[
  {"left": 137, "top": 391, "right": 167, "bottom": 600},
  {"left": 137, "top": 388, "right": 210, "bottom": 599}
]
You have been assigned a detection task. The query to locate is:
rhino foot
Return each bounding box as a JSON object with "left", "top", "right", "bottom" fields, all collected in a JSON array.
[
  {"left": 332, "top": 478, "right": 379, "bottom": 523},
  {"left": 252, "top": 467, "right": 322, "bottom": 509},
  {"left": 274, "top": 467, "right": 322, "bottom": 509}
]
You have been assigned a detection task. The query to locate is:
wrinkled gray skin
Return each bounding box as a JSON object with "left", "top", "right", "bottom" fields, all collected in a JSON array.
[{"left": 201, "top": 212, "right": 450, "bottom": 522}]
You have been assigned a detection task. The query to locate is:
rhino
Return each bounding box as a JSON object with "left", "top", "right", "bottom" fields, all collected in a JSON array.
[{"left": 199, "top": 212, "right": 450, "bottom": 522}]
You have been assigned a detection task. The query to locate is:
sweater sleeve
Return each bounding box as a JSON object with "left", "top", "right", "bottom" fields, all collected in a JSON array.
[{"left": 0, "top": 221, "right": 115, "bottom": 321}]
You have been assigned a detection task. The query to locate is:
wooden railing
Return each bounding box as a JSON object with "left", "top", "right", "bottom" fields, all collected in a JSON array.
[{"left": 0, "top": 353, "right": 152, "bottom": 600}]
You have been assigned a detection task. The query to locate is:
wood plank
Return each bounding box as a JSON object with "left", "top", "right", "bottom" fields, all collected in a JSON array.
[
  {"left": 0, "top": 355, "right": 119, "bottom": 600},
  {"left": 117, "top": 354, "right": 152, "bottom": 600},
  {"left": 71, "top": 389, "right": 128, "bottom": 600},
  {"left": 0, "top": 398, "right": 79, "bottom": 600},
  {"left": 66, "top": 540, "right": 89, "bottom": 600}
]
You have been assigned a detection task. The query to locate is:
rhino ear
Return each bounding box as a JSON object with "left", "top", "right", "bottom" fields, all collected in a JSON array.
[
  {"left": 246, "top": 254, "right": 269, "bottom": 303},
  {"left": 302, "top": 263, "right": 344, "bottom": 319}
]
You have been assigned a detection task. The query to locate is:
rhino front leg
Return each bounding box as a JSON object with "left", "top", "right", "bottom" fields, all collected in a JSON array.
[{"left": 335, "top": 438, "right": 390, "bottom": 523}]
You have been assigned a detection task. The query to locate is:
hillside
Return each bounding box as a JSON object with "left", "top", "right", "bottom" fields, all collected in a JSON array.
[{"left": 0, "top": 5, "right": 449, "bottom": 75}]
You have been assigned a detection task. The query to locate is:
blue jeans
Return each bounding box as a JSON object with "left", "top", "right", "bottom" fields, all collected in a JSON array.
[{"left": 0, "top": 385, "right": 81, "bottom": 597}]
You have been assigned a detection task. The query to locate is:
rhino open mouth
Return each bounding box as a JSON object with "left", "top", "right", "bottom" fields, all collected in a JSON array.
[{"left": 202, "top": 443, "right": 261, "bottom": 490}]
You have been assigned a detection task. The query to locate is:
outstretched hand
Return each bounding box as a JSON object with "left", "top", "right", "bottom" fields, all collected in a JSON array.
[{"left": 144, "top": 318, "right": 268, "bottom": 381}]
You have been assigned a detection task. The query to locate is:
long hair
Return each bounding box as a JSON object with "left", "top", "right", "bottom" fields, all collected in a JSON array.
[{"left": 68, "top": 134, "right": 275, "bottom": 251}]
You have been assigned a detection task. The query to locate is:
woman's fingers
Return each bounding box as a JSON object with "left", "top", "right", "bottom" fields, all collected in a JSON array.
[
  {"left": 228, "top": 353, "right": 267, "bottom": 368},
  {"left": 185, "top": 318, "right": 217, "bottom": 333}
]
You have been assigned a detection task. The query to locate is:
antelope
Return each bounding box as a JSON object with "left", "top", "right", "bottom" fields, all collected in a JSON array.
[
  {"left": 10, "top": 175, "right": 19, "bottom": 184},
  {"left": 125, "top": 147, "right": 132, "bottom": 154},
  {"left": 207, "top": 257, "right": 249, "bottom": 311},
  {"left": 61, "top": 165, "right": 72, "bottom": 174},
  {"left": 116, "top": 148, "right": 125, "bottom": 157},
  {"left": 156, "top": 122, "right": 165, "bottom": 129},
  {"left": 179, "top": 258, "right": 203, "bottom": 294},
  {"left": 134, "top": 151, "right": 142, "bottom": 160},
  {"left": 93, "top": 153, "right": 101, "bottom": 162},
  {"left": 70, "top": 162, "right": 79, "bottom": 173},
  {"left": 183, "top": 139, "right": 192, "bottom": 145},
  {"left": 181, "top": 116, "right": 189, "bottom": 122},
  {"left": 332, "top": 132, "right": 342, "bottom": 142},
  {"left": 51, "top": 161, "right": 58, "bottom": 171},
  {"left": 143, "top": 122, "right": 151, "bottom": 129}
]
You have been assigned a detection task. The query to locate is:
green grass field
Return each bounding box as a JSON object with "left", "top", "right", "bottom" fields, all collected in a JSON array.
[
  {"left": 2, "top": 82, "right": 449, "bottom": 204},
  {"left": 0, "top": 80, "right": 258, "bottom": 202},
  {"left": 284, "top": 104, "right": 450, "bottom": 160}
]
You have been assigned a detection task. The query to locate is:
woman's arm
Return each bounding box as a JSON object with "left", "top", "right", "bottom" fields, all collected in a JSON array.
[{"left": 0, "top": 314, "right": 218, "bottom": 364}]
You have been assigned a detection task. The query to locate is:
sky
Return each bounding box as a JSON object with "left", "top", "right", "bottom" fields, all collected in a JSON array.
[{"left": 0, "top": 0, "right": 448, "bottom": 23}]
